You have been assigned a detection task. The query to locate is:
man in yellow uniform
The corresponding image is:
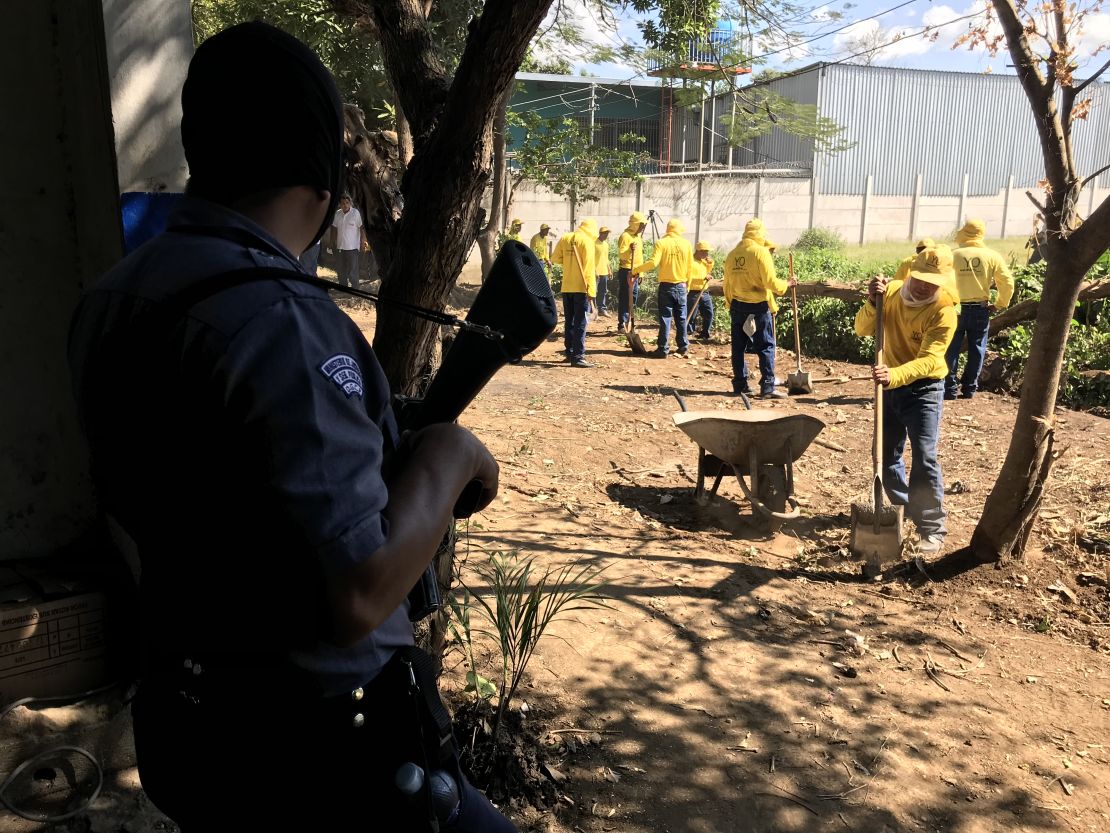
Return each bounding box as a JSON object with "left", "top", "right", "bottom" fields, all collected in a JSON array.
[
  {"left": 632, "top": 218, "right": 694, "bottom": 358},
  {"left": 506, "top": 218, "right": 523, "bottom": 242},
  {"left": 530, "top": 223, "right": 552, "bottom": 267},
  {"left": 686, "top": 241, "right": 715, "bottom": 341},
  {"left": 855, "top": 246, "right": 959, "bottom": 555},
  {"left": 616, "top": 211, "right": 646, "bottom": 332},
  {"left": 595, "top": 226, "right": 612, "bottom": 318},
  {"left": 944, "top": 219, "right": 1015, "bottom": 400},
  {"left": 894, "top": 238, "right": 936, "bottom": 282},
  {"left": 552, "top": 218, "right": 598, "bottom": 368},
  {"left": 723, "top": 219, "right": 795, "bottom": 397}
]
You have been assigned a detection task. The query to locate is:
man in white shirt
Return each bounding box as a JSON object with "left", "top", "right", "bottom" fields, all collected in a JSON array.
[{"left": 328, "top": 193, "right": 368, "bottom": 288}]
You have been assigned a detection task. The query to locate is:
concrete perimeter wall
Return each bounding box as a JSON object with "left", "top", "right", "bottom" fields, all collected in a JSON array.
[{"left": 502, "top": 173, "right": 1107, "bottom": 253}]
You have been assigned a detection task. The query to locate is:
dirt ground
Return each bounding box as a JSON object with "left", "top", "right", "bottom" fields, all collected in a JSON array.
[
  {"left": 21, "top": 278, "right": 1107, "bottom": 833},
  {"left": 351, "top": 281, "right": 1110, "bottom": 833}
]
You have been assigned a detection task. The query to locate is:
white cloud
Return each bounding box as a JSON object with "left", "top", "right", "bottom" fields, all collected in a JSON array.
[{"left": 834, "top": 3, "right": 1110, "bottom": 68}]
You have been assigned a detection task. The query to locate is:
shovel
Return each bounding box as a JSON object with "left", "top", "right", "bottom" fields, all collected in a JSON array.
[
  {"left": 785, "top": 254, "right": 812, "bottom": 395},
  {"left": 849, "top": 292, "right": 904, "bottom": 576}
]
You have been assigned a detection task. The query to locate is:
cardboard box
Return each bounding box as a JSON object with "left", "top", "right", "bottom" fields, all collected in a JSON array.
[{"left": 0, "top": 572, "right": 110, "bottom": 705}]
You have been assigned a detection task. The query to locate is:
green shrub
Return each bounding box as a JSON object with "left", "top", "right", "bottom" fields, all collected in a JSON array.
[{"left": 793, "top": 227, "right": 845, "bottom": 252}]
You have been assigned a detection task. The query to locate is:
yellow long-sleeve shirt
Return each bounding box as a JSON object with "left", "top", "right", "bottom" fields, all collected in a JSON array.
[
  {"left": 688, "top": 258, "right": 714, "bottom": 292},
  {"left": 632, "top": 232, "right": 693, "bottom": 284},
  {"left": 617, "top": 229, "right": 644, "bottom": 269},
  {"left": 595, "top": 240, "right": 611, "bottom": 276},
  {"left": 854, "top": 281, "right": 957, "bottom": 389},
  {"left": 723, "top": 238, "right": 785, "bottom": 306},
  {"left": 530, "top": 233, "right": 550, "bottom": 264},
  {"left": 952, "top": 242, "right": 1015, "bottom": 308},
  {"left": 552, "top": 230, "right": 597, "bottom": 297}
]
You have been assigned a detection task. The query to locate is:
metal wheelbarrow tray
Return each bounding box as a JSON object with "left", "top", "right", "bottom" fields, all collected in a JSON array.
[{"left": 673, "top": 410, "right": 826, "bottom": 531}]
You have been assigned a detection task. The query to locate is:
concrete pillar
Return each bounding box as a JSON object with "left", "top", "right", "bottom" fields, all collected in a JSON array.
[
  {"left": 809, "top": 175, "right": 819, "bottom": 230},
  {"left": 859, "top": 173, "right": 873, "bottom": 245},
  {"left": 957, "top": 171, "right": 969, "bottom": 228},
  {"left": 707, "top": 94, "right": 717, "bottom": 167},
  {"left": 636, "top": 179, "right": 644, "bottom": 213},
  {"left": 692, "top": 176, "right": 701, "bottom": 241},
  {"left": 727, "top": 91, "right": 736, "bottom": 169},
  {"left": 1001, "top": 173, "right": 1014, "bottom": 237},
  {"left": 1, "top": 0, "right": 124, "bottom": 558},
  {"left": 755, "top": 176, "right": 764, "bottom": 219},
  {"left": 909, "top": 173, "right": 923, "bottom": 240}
]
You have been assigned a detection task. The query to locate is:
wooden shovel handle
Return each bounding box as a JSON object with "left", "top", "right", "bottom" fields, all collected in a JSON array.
[
  {"left": 789, "top": 253, "right": 802, "bottom": 372},
  {"left": 873, "top": 293, "right": 884, "bottom": 488}
]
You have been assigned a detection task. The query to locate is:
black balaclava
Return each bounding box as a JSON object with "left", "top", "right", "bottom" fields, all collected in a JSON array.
[{"left": 181, "top": 22, "right": 345, "bottom": 248}]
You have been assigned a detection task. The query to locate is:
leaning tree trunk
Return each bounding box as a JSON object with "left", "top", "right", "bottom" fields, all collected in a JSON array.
[
  {"left": 476, "top": 92, "right": 510, "bottom": 282},
  {"left": 351, "top": 0, "right": 554, "bottom": 396},
  {"left": 970, "top": 257, "right": 1085, "bottom": 562}
]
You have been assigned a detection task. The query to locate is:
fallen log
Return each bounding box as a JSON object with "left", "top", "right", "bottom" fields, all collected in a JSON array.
[{"left": 989, "top": 280, "right": 1110, "bottom": 335}]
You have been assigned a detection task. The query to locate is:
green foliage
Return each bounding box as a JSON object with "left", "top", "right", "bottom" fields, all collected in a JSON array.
[
  {"left": 453, "top": 551, "right": 608, "bottom": 742},
  {"left": 775, "top": 298, "right": 875, "bottom": 365},
  {"left": 190, "top": 0, "right": 482, "bottom": 117},
  {"left": 508, "top": 111, "right": 650, "bottom": 204},
  {"left": 793, "top": 227, "right": 845, "bottom": 252},
  {"left": 998, "top": 304, "right": 1110, "bottom": 410},
  {"left": 1011, "top": 262, "right": 1046, "bottom": 303}
]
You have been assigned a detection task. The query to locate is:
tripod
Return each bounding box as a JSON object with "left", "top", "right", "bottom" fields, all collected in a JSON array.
[{"left": 645, "top": 209, "right": 663, "bottom": 246}]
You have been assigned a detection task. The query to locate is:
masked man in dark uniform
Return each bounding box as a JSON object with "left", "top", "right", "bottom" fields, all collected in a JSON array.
[{"left": 68, "top": 23, "right": 513, "bottom": 833}]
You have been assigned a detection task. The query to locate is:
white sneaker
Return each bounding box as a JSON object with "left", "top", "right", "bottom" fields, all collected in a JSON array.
[{"left": 914, "top": 533, "right": 945, "bottom": 555}]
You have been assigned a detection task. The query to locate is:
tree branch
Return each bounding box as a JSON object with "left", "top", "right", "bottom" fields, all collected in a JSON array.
[
  {"left": 989, "top": 280, "right": 1110, "bottom": 335},
  {"left": 1074, "top": 56, "right": 1110, "bottom": 94},
  {"left": 1081, "top": 163, "right": 1110, "bottom": 189},
  {"left": 1025, "top": 189, "right": 1046, "bottom": 215},
  {"left": 991, "top": 0, "right": 1072, "bottom": 221},
  {"left": 332, "top": 0, "right": 451, "bottom": 146}
]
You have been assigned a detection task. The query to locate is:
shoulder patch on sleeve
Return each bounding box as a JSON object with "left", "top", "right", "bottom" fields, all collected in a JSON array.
[{"left": 318, "top": 354, "right": 364, "bottom": 399}]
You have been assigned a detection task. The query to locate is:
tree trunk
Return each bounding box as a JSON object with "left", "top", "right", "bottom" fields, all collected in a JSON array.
[
  {"left": 355, "top": 0, "right": 553, "bottom": 396},
  {"left": 969, "top": 256, "right": 1084, "bottom": 563},
  {"left": 395, "top": 91, "right": 414, "bottom": 165},
  {"left": 475, "top": 90, "right": 509, "bottom": 283}
]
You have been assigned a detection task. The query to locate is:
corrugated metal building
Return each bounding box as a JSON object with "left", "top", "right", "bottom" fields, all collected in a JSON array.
[{"left": 731, "top": 62, "right": 1110, "bottom": 195}]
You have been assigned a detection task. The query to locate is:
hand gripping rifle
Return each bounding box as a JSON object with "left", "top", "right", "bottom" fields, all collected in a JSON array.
[{"left": 326, "top": 241, "right": 558, "bottom": 619}]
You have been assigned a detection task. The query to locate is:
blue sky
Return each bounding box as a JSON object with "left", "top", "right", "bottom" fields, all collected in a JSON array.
[{"left": 549, "top": 0, "right": 1110, "bottom": 82}]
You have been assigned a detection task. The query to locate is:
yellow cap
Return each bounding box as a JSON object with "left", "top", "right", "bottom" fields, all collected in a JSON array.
[
  {"left": 599, "top": 226, "right": 611, "bottom": 233},
  {"left": 695, "top": 240, "right": 712, "bottom": 253},
  {"left": 955, "top": 219, "right": 985, "bottom": 245},
  {"left": 540, "top": 223, "right": 550, "bottom": 231},
  {"left": 908, "top": 244, "right": 955, "bottom": 286},
  {"left": 743, "top": 218, "right": 766, "bottom": 240},
  {"left": 764, "top": 238, "right": 778, "bottom": 251},
  {"left": 915, "top": 237, "right": 936, "bottom": 250},
  {"left": 510, "top": 218, "right": 522, "bottom": 227},
  {"left": 629, "top": 211, "right": 647, "bottom": 226},
  {"left": 666, "top": 218, "right": 685, "bottom": 235}
]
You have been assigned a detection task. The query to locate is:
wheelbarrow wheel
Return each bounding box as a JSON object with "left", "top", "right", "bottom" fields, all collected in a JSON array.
[{"left": 757, "top": 465, "right": 789, "bottom": 533}]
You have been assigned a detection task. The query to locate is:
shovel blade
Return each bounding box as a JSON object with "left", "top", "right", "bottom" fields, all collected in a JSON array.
[
  {"left": 786, "top": 371, "right": 813, "bottom": 395},
  {"left": 628, "top": 330, "right": 648, "bottom": 355},
  {"left": 849, "top": 503, "right": 904, "bottom": 573}
]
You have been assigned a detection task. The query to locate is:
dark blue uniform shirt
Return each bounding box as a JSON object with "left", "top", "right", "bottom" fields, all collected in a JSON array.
[{"left": 69, "top": 197, "right": 413, "bottom": 696}]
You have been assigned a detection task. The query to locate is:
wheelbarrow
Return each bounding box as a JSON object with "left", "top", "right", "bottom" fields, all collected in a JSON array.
[{"left": 672, "top": 394, "right": 826, "bottom": 532}]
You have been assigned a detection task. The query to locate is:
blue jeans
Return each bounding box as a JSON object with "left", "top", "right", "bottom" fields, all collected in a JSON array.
[
  {"left": 730, "top": 300, "right": 776, "bottom": 394},
  {"left": 883, "top": 378, "right": 946, "bottom": 538},
  {"left": 617, "top": 268, "right": 638, "bottom": 329},
  {"left": 562, "top": 293, "right": 589, "bottom": 361},
  {"left": 944, "top": 303, "right": 990, "bottom": 396},
  {"left": 687, "top": 291, "right": 713, "bottom": 338},
  {"left": 596, "top": 275, "right": 610, "bottom": 314},
  {"left": 656, "top": 283, "right": 689, "bottom": 354}
]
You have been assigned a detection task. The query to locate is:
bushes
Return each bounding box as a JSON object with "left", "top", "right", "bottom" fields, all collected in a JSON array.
[{"left": 793, "top": 227, "right": 844, "bottom": 252}]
